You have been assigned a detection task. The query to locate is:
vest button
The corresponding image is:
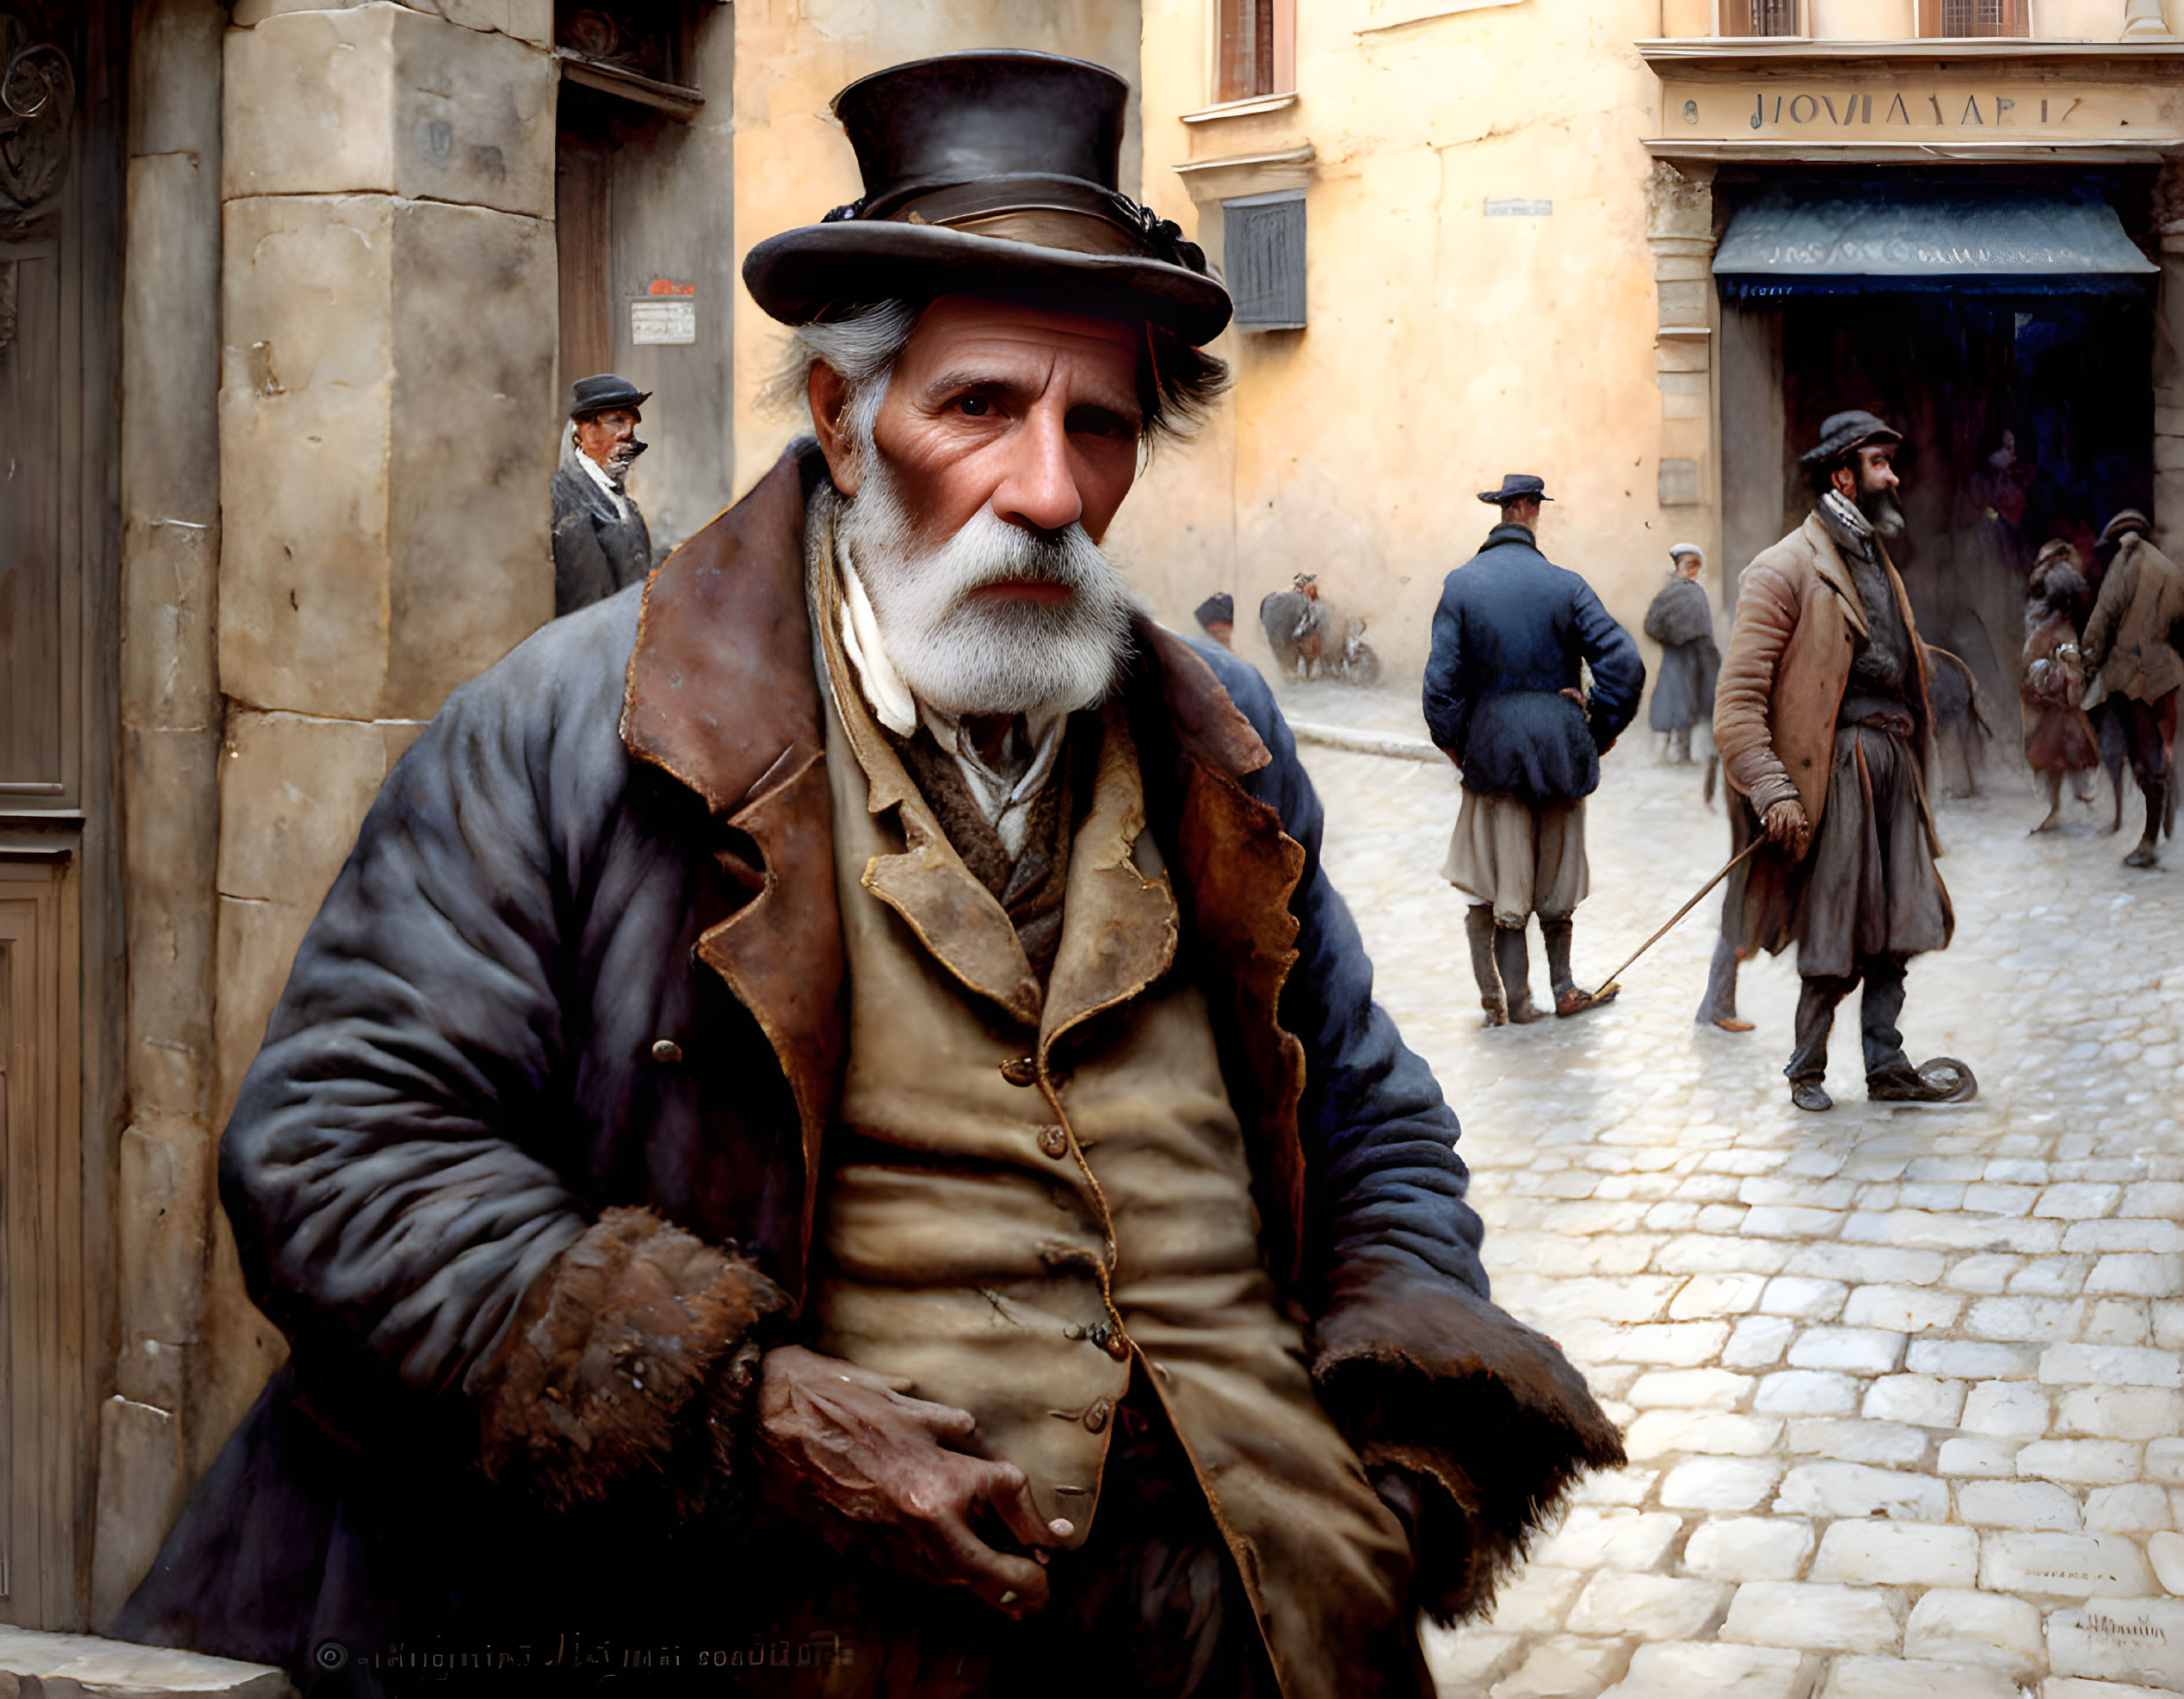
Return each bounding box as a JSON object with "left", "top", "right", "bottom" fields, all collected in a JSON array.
[
  {"left": 651, "top": 1039, "right": 683, "bottom": 1065},
  {"left": 1083, "top": 1398, "right": 1112, "bottom": 1433},
  {"left": 1038, "top": 1125, "right": 1069, "bottom": 1158},
  {"left": 1101, "top": 1331, "right": 1132, "bottom": 1362},
  {"left": 999, "top": 1056, "right": 1039, "bottom": 1087}
]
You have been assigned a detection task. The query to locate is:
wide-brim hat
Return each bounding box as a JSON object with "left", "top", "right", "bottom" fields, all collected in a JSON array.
[
  {"left": 569, "top": 374, "right": 651, "bottom": 418},
  {"left": 742, "top": 51, "right": 1231, "bottom": 347},
  {"left": 1800, "top": 410, "right": 1903, "bottom": 467},
  {"left": 1478, "top": 473, "right": 1552, "bottom": 505},
  {"left": 2099, "top": 508, "right": 2152, "bottom": 547}
]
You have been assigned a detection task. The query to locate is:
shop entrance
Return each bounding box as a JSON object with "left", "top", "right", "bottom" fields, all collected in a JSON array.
[{"left": 1717, "top": 172, "right": 2156, "bottom": 754}]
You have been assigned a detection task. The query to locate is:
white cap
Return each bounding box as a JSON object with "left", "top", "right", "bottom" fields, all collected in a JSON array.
[{"left": 1669, "top": 541, "right": 1704, "bottom": 560}]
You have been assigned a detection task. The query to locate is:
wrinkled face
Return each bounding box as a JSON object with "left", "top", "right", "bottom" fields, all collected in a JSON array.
[
  {"left": 808, "top": 297, "right": 1147, "bottom": 719},
  {"left": 576, "top": 407, "right": 643, "bottom": 473},
  {"left": 1831, "top": 443, "right": 1899, "bottom": 504}
]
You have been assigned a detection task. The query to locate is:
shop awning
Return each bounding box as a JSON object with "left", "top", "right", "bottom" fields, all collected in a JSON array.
[{"left": 1712, "top": 183, "right": 2157, "bottom": 299}]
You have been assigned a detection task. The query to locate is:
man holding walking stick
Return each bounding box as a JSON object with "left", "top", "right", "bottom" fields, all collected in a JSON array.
[{"left": 1713, "top": 411, "right": 1974, "bottom": 1113}]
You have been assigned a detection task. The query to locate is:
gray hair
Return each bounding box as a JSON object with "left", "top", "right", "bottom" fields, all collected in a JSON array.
[{"left": 767, "top": 297, "right": 1229, "bottom": 453}]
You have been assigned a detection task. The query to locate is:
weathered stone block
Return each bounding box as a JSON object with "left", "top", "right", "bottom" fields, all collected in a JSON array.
[
  {"left": 1860, "top": 1374, "right": 1964, "bottom": 1426},
  {"left": 1659, "top": 1455, "right": 1782, "bottom": 1511},
  {"left": 2045, "top": 1597, "right": 2184, "bottom": 1688},
  {"left": 88, "top": 1398, "right": 184, "bottom": 1630},
  {"left": 213, "top": 893, "right": 319, "bottom": 1128},
  {"left": 121, "top": 724, "right": 219, "bottom": 1115},
  {"left": 220, "top": 195, "right": 553, "bottom": 720},
  {"left": 1681, "top": 1517, "right": 1814, "bottom": 1584},
  {"left": 1811, "top": 1520, "right": 1977, "bottom": 1588},
  {"left": 1567, "top": 1572, "right": 1731, "bottom": 1640},
  {"left": 1598, "top": 1641, "right": 1808, "bottom": 1699},
  {"left": 216, "top": 712, "right": 405, "bottom": 908},
  {"left": 1957, "top": 1477, "right": 2084, "bottom": 1531},
  {"left": 116, "top": 1117, "right": 212, "bottom": 1350},
  {"left": 225, "top": 3, "right": 554, "bottom": 217},
  {"left": 220, "top": 193, "right": 398, "bottom": 718},
  {"left": 1963, "top": 1378, "right": 2051, "bottom": 1436},
  {"left": 1719, "top": 1581, "right": 1901, "bottom": 1654},
  {"left": 234, "top": 0, "right": 554, "bottom": 47},
  {"left": 1902, "top": 1587, "right": 2044, "bottom": 1677},
  {"left": 1533, "top": 1507, "right": 1681, "bottom": 1573},
  {"left": 2017, "top": 1438, "right": 2145, "bottom": 1485},
  {"left": 0, "top": 1622, "right": 290, "bottom": 1698},
  {"left": 2058, "top": 1384, "right": 2184, "bottom": 1440},
  {"left": 1817, "top": 1656, "right": 2018, "bottom": 1698},
  {"left": 1773, "top": 1461, "right": 1948, "bottom": 1521},
  {"left": 383, "top": 199, "right": 556, "bottom": 715},
  {"left": 1981, "top": 1530, "right": 2156, "bottom": 1597}
]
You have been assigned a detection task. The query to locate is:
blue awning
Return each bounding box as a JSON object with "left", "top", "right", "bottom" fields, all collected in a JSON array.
[{"left": 1713, "top": 183, "right": 2157, "bottom": 299}]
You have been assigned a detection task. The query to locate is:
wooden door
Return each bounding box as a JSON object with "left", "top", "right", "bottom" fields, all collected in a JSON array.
[{"left": 0, "top": 0, "right": 121, "bottom": 1629}]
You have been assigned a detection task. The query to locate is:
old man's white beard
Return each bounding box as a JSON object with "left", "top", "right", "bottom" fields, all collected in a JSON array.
[{"left": 834, "top": 455, "right": 1133, "bottom": 720}]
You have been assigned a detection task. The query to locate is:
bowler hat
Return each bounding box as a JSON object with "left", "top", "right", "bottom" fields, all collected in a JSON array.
[
  {"left": 1478, "top": 473, "right": 1552, "bottom": 506},
  {"left": 742, "top": 52, "right": 1231, "bottom": 347},
  {"left": 2099, "top": 508, "right": 2152, "bottom": 547},
  {"left": 1800, "top": 410, "right": 1903, "bottom": 467},
  {"left": 569, "top": 374, "right": 651, "bottom": 418}
]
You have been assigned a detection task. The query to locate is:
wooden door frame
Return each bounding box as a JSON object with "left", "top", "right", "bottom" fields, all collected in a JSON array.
[{"left": 0, "top": 0, "right": 125, "bottom": 1630}]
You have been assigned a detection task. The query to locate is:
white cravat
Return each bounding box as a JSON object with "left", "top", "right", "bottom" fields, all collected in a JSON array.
[
  {"left": 575, "top": 437, "right": 632, "bottom": 522},
  {"left": 836, "top": 549, "right": 1064, "bottom": 858}
]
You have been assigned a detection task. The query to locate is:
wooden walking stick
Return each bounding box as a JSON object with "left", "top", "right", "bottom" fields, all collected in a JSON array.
[{"left": 1595, "top": 837, "right": 1765, "bottom": 998}]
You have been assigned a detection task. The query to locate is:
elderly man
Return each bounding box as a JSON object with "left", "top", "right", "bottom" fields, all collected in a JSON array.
[
  {"left": 1716, "top": 411, "right": 1972, "bottom": 1113},
  {"left": 2081, "top": 507, "right": 2184, "bottom": 868},
  {"left": 1425, "top": 474, "right": 1643, "bottom": 1026},
  {"left": 120, "top": 52, "right": 1616, "bottom": 1699},
  {"left": 551, "top": 372, "right": 654, "bottom": 615}
]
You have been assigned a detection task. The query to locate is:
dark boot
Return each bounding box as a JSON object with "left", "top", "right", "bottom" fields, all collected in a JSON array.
[
  {"left": 1494, "top": 923, "right": 1546, "bottom": 1023},
  {"left": 1542, "top": 916, "right": 1618, "bottom": 1017},
  {"left": 1466, "top": 904, "right": 1506, "bottom": 1027},
  {"left": 2128, "top": 777, "right": 2166, "bottom": 868}
]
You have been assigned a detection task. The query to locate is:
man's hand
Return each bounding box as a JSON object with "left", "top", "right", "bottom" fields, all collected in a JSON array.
[
  {"left": 1763, "top": 797, "right": 1811, "bottom": 857},
  {"left": 753, "top": 1345, "right": 1070, "bottom": 1618}
]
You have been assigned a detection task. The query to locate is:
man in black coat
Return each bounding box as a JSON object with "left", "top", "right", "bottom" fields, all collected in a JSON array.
[
  {"left": 1424, "top": 475, "right": 1644, "bottom": 1025},
  {"left": 118, "top": 53, "right": 1618, "bottom": 1699},
  {"left": 550, "top": 373, "right": 654, "bottom": 615}
]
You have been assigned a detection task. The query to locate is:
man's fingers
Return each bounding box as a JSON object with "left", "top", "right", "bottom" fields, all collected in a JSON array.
[
  {"left": 935, "top": 1517, "right": 1051, "bottom": 1616},
  {"left": 977, "top": 1461, "right": 1066, "bottom": 1551},
  {"left": 898, "top": 1397, "right": 978, "bottom": 1442}
]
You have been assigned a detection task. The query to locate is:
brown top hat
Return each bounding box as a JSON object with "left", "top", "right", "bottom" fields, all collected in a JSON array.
[{"left": 742, "top": 51, "right": 1231, "bottom": 346}]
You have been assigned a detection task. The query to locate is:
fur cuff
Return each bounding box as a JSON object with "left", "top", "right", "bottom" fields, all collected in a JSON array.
[
  {"left": 478, "top": 1206, "right": 787, "bottom": 1512},
  {"left": 1313, "top": 1252, "right": 1625, "bottom": 1624}
]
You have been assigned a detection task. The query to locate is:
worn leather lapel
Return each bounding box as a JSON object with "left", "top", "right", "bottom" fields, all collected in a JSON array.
[
  {"left": 1040, "top": 702, "right": 1180, "bottom": 1050},
  {"left": 1804, "top": 511, "right": 1871, "bottom": 639},
  {"left": 1133, "top": 624, "right": 1312, "bottom": 1282},
  {"left": 620, "top": 442, "right": 842, "bottom": 1292}
]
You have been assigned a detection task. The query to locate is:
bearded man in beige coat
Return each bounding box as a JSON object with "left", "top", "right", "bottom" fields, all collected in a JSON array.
[{"left": 1714, "top": 411, "right": 1974, "bottom": 1114}]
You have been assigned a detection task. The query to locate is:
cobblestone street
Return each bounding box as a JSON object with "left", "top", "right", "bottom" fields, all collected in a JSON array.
[{"left": 1284, "top": 683, "right": 2184, "bottom": 1699}]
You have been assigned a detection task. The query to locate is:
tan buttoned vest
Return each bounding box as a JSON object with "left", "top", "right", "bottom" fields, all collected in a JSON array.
[{"left": 810, "top": 586, "right": 1408, "bottom": 1699}]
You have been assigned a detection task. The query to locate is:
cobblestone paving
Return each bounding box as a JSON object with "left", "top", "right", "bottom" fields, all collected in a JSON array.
[{"left": 1283, "top": 684, "right": 2184, "bottom": 1699}]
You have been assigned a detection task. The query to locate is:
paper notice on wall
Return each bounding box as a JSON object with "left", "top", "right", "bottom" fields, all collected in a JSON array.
[
  {"left": 632, "top": 298, "right": 696, "bottom": 345},
  {"left": 1484, "top": 200, "right": 1552, "bottom": 218}
]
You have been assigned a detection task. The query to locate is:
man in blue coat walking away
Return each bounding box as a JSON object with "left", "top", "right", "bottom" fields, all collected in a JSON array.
[{"left": 1424, "top": 475, "right": 1644, "bottom": 1025}]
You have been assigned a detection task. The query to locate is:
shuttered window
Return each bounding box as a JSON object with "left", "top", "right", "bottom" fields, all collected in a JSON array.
[{"left": 1223, "top": 192, "right": 1306, "bottom": 331}]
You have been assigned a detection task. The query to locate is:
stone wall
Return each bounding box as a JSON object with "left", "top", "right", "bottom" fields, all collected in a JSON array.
[{"left": 96, "top": 0, "right": 565, "bottom": 1605}]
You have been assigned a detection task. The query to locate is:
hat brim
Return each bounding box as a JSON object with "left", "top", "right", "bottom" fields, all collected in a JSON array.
[
  {"left": 743, "top": 221, "right": 1233, "bottom": 347},
  {"left": 1478, "top": 491, "right": 1553, "bottom": 504},
  {"left": 572, "top": 389, "right": 651, "bottom": 417},
  {"left": 1798, "top": 424, "right": 1903, "bottom": 466}
]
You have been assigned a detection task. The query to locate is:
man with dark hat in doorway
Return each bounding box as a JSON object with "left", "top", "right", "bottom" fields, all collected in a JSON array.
[
  {"left": 120, "top": 49, "right": 1618, "bottom": 1699},
  {"left": 1425, "top": 474, "right": 1644, "bottom": 1025},
  {"left": 1716, "top": 410, "right": 1973, "bottom": 1113},
  {"left": 2080, "top": 506, "right": 2184, "bottom": 868},
  {"left": 551, "top": 372, "right": 654, "bottom": 615}
]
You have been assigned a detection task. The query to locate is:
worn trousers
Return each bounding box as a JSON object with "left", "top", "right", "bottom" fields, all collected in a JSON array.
[{"left": 1786, "top": 953, "right": 1910, "bottom": 1084}]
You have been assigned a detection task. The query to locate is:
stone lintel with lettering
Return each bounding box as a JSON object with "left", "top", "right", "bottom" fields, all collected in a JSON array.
[{"left": 1653, "top": 77, "right": 2184, "bottom": 154}]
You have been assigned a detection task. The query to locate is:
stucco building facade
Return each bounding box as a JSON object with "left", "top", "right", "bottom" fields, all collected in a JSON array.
[{"left": 1121, "top": 0, "right": 2184, "bottom": 727}]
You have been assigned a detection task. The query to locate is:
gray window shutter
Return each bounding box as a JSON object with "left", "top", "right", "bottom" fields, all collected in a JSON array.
[{"left": 1223, "top": 192, "right": 1305, "bottom": 330}]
